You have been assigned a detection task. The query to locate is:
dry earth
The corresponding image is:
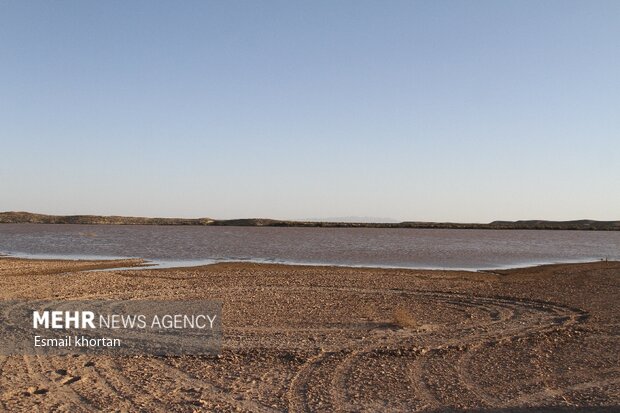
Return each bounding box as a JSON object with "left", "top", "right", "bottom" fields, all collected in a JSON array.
[{"left": 0, "top": 257, "right": 618, "bottom": 412}]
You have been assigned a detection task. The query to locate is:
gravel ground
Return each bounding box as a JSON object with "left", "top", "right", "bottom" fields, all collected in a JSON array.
[{"left": 0, "top": 257, "right": 618, "bottom": 412}]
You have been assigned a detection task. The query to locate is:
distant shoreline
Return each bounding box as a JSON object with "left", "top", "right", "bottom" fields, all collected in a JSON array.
[{"left": 1, "top": 211, "right": 619, "bottom": 230}]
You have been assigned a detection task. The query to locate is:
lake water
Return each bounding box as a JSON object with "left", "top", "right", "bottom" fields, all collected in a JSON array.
[{"left": 0, "top": 224, "right": 619, "bottom": 270}]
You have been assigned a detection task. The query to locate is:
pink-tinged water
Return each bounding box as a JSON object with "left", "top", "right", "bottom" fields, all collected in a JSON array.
[{"left": 0, "top": 224, "right": 619, "bottom": 270}]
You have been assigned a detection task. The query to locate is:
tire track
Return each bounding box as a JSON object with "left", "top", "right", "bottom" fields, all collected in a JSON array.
[
  {"left": 146, "top": 356, "right": 280, "bottom": 413},
  {"left": 284, "top": 288, "right": 585, "bottom": 412}
]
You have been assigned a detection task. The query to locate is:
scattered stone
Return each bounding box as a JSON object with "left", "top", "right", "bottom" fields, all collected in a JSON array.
[
  {"left": 61, "top": 375, "right": 81, "bottom": 386},
  {"left": 26, "top": 386, "right": 48, "bottom": 395}
]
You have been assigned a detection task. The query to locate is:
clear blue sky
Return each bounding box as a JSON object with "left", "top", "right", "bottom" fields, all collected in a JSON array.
[{"left": 1, "top": 1, "right": 618, "bottom": 222}]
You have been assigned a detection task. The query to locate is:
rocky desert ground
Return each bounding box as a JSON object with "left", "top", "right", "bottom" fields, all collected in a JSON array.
[{"left": 0, "top": 257, "right": 618, "bottom": 412}]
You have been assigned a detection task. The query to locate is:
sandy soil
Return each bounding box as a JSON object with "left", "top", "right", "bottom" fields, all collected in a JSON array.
[{"left": 0, "top": 257, "right": 618, "bottom": 412}]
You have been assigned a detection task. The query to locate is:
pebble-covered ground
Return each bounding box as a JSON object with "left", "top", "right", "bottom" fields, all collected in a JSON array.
[{"left": 0, "top": 257, "right": 618, "bottom": 412}]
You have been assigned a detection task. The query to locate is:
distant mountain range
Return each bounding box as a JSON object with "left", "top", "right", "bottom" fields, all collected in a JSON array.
[
  {"left": 303, "top": 216, "right": 400, "bottom": 223},
  {"left": 1, "top": 212, "right": 619, "bottom": 230}
]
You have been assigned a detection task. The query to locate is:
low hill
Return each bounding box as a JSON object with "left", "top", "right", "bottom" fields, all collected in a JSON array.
[
  {"left": 0, "top": 212, "right": 214, "bottom": 226},
  {"left": 0, "top": 212, "right": 618, "bottom": 230}
]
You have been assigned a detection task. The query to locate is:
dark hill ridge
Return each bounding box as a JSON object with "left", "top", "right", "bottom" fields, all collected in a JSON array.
[
  {"left": 1, "top": 212, "right": 619, "bottom": 230},
  {"left": 0, "top": 212, "right": 214, "bottom": 226}
]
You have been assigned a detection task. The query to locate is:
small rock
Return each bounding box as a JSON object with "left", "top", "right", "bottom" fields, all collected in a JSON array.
[
  {"left": 61, "top": 375, "right": 81, "bottom": 386},
  {"left": 26, "top": 386, "right": 48, "bottom": 395}
]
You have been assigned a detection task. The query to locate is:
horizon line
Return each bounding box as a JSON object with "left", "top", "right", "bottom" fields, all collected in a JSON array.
[{"left": 1, "top": 211, "right": 619, "bottom": 228}]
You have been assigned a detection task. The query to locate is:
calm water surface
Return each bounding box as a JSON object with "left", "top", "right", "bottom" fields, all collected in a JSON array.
[{"left": 0, "top": 224, "right": 619, "bottom": 270}]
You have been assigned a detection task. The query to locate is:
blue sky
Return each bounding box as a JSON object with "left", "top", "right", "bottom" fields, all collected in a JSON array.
[{"left": 1, "top": 1, "right": 618, "bottom": 221}]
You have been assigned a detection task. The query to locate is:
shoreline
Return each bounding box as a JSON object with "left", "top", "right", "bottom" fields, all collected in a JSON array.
[{"left": 0, "top": 251, "right": 615, "bottom": 273}]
